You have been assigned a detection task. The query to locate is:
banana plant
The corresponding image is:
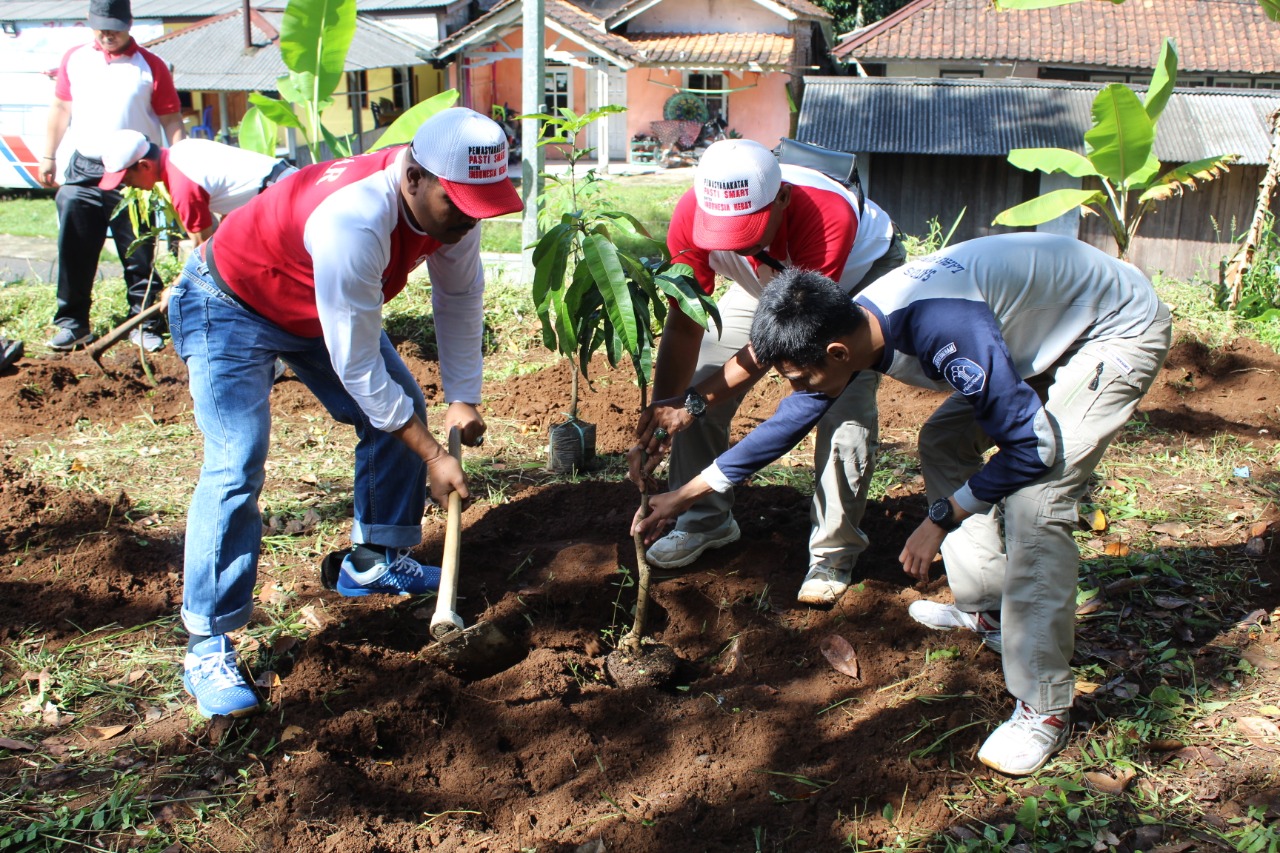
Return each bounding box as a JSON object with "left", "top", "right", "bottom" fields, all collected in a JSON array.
[
  {"left": 237, "top": 0, "right": 461, "bottom": 163},
  {"left": 994, "top": 0, "right": 1279, "bottom": 22},
  {"left": 993, "top": 39, "right": 1240, "bottom": 258}
]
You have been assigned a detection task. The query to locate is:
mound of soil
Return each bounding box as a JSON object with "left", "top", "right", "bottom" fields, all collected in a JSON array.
[{"left": 0, "top": 332, "right": 1278, "bottom": 851}]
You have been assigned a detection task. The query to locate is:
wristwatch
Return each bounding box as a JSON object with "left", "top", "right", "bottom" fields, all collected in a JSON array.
[
  {"left": 683, "top": 386, "right": 708, "bottom": 418},
  {"left": 928, "top": 497, "right": 961, "bottom": 532}
]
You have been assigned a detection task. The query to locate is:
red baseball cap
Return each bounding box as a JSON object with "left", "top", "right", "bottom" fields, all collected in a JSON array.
[
  {"left": 693, "top": 139, "right": 782, "bottom": 251},
  {"left": 99, "top": 129, "right": 150, "bottom": 190},
  {"left": 410, "top": 108, "right": 523, "bottom": 219}
]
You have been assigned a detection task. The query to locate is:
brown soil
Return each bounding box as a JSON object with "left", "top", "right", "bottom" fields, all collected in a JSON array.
[{"left": 1, "top": 330, "right": 1278, "bottom": 852}]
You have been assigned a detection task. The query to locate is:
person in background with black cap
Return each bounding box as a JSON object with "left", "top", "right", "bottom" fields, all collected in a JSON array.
[
  {"left": 630, "top": 139, "right": 903, "bottom": 606},
  {"left": 169, "top": 107, "right": 523, "bottom": 719},
  {"left": 39, "top": 0, "right": 185, "bottom": 353}
]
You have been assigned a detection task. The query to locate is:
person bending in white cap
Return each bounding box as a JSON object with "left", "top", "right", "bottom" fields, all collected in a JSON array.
[
  {"left": 631, "top": 138, "right": 903, "bottom": 606},
  {"left": 170, "top": 108, "right": 522, "bottom": 718},
  {"left": 99, "top": 129, "right": 297, "bottom": 247},
  {"left": 97, "top": 129, "right": 298, "bottom": 351}
]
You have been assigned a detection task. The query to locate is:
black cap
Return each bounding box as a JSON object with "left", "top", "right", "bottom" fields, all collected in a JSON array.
[{"left": 88, "top": 0, "right": 132, "bottom": 31}]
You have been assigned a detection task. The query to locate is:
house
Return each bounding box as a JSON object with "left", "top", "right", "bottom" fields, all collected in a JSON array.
[
  {"left": 430, "top": 0, "right": 836, "bottom": 162},
  {"left": 796, "top": 76, "right": 1280, "bottom": 280},
  {"left": 832, "top": 0, "right": 1280, "bottom": 88}
]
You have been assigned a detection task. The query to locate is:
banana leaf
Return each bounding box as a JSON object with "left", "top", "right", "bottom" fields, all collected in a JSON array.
[
  {"left": 993, "top": 188, "right": 1103, "bottom": 226},
  {"left": 1085, "top": 84, "right": 1154, "bottom": 186}
]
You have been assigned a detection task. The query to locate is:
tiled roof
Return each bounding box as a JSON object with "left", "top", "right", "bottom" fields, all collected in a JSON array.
[
  {"left": 797, "top": 76, "right": 1280, "bottom": 165},
  {"left": 436, "top": 0, "right": 639, "bottom": 63},
  {"left": 629, "top": 32, "right": 794, "bottom": 67},
  {"left": 834, "top": 0, "right": 1280, "bottom": 76}
]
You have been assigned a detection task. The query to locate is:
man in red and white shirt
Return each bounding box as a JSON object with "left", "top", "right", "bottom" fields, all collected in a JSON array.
[
  {"left": 170, "top": 107, "right": 522, "bottom": 719},
  {"left": 632, "top": 139, "right": 904, "bottom": 605},
  {"left": 98, "top": 129, "right": 297, "bottom": 245},
  {"left": 39, "top": 0, "right": 185, "bottom": 352}
]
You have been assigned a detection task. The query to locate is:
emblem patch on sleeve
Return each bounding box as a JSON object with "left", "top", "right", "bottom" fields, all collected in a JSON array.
[{"left": 944, "top": 358, "right": 987, "bottom": 395}]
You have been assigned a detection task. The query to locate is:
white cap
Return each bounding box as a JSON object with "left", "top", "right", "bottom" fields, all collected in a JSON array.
[
  {"left": 99, "top": 129, "right": 152, "bottom": 190},
  {"left": 410, "top": 107, "right": 522, "bottom": 219},
  {"left": 693, "top": 139, "right": 782, "bottom": 251}
]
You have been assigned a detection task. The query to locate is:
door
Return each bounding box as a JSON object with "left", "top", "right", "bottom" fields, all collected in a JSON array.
[{"left": 585, "top": 58, "right": 627, "bottom": 161}]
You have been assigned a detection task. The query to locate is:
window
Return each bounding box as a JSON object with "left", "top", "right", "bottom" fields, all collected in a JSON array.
[
  {"left": 686, "top": 72, "right": 726, "bottom": 123},
  {"left": 346, "top": 70, "right": 368, "bottom": 109},
  {"left": 1211, "top": 77, "right": 1252, "bottom": 88},
  {"left": 940, "top": 69, "right": 983, "bottom": 79},
  {"left": 544, "top": 66, "right": 570, "bottom": 115},
  {"left": 1255, "top": 79, "right": 1280, "bottom": 89}
]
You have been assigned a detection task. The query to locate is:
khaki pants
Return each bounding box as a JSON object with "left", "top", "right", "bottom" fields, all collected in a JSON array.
[
  {"left": 667, "top": 239, "right": 905, "bottom": 570},
  {"left": 919, "top": 305, "right": 1172, "bottom": 713}
]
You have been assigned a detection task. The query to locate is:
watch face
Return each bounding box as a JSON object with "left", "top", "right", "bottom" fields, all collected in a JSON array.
[
  {"left": 929, "top": 499, "right": 952, "bottom": 527},
  {"left": 685, "top": 390, "right": 706, "bottom": 416}
]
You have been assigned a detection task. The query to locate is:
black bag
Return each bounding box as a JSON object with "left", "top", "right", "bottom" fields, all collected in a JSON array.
[{"left": 775, "top": 138, "right": 864, "bottom": 216}]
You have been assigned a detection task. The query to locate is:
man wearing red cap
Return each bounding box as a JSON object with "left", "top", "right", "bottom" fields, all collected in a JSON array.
[
  {"left": 633, "top": 138, "right": 903, "bottom": 606},
  {"left": 170, "top": 107, "right": 523, "bottom": 718},
  {"left": 39, "top": 0, "right": 185, "bottom": 352},
  {"left": 98, "top": 129, "right": 297, "bottom": 247}
]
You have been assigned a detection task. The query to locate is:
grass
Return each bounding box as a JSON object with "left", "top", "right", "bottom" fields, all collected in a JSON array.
[
  {"left": 0, "top": 191, "right": 58, "bottom": 238},
  {"left": 2, "top": 211, "right": 1279, "bottom": 850}
]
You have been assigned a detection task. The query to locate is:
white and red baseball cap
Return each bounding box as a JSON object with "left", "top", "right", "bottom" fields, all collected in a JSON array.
[
  {"left": 99, "top": 129, "right": 152, "bottom": 190},
  {"left": 411, "top": 107, "right": 523, "bottom": 219},
  {"left": 693, "top": 139, "right": 782, "bottom": 252}
]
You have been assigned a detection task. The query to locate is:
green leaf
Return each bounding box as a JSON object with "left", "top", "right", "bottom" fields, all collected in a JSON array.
[
  {"left": 1126, "top": 150, "right": 1162, "bottom": 189},
  {"left": 584, "top": 233, "right": 639, "bottom": 356},
  {"left": 279, "top": 0, "right": 357, "bottom": 103},
  {"left": 369, "top": 89, "right": 460, "bottom": 151},
  {"left": 320, "top": 123, "right": 352, "bottom": 159},
  {"left": 653, "top": 267, "right": 720, "bottom": 334},
  {"left": 1007, "top": 147, "right": 1100, "bottom": 179},
  {"left": 531, "top": 225, "right": 573, "bottom": 350},
  {"left": 1263, "top": 0, "right": 1280, "bottom": 21},
  {"left": 247, "top": 93, "right": 304, "bottom": 129},
  {"left": 1137, "top": 153, "right": 1239, "bottom": 204},
  {"left": 1085, "top": 84, "right": 1155, "bottom": 185},
  {"left": 238, "top": 106, "right": 280, "bottom": 156},
  {"left": 1145, "top": 38, "right": 1178, "bottom": 123},
  {"left": 992, "top": 188, "right": 1103, "bottom": 226}
]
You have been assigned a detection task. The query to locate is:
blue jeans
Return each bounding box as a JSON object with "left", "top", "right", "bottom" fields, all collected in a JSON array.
[{"left": 170, "top": 249, "right": 428, "bottom": 636}]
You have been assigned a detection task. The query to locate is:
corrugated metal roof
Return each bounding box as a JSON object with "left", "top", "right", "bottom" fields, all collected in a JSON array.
[
  {"left": 144, "top": 10, "right": 431, "bottom": 92},
  {"left": 0, "top": 2, "right": 238, "bottom": 20},
  {"left": 0, "top": 0, "right": 451, "bottom": 18},
  {"left": 797, "top": 77, "right": 1280, "bottom": 165}
]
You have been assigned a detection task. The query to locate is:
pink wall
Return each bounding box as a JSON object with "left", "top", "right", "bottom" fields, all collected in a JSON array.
[
  {"left": 626, "top": 68, "right": 793, "bottom": 150},
  {"left": 454, "top": 28, "right": 795, "bottom": 159}
]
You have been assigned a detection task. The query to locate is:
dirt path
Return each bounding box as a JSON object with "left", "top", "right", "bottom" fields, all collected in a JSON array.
[{"left": 0, "top": 330, "right": 1277, "bottom": 851}]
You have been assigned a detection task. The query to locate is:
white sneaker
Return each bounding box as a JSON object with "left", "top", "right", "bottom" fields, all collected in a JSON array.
[
  {"left": 978, "top": 700, "right": 1070, "bottom": 776},
  {"left": 908, "top": 599, "right": 1003, "bottom": 654},
  {"left": 128, "top": 327, "right": 165, "bottom": 353},
  {"left": 645, "top": 517, "right": 741, "bottom": 569},
  {"left": 797, "top": 565, "right": 852, "bottom": 605}
]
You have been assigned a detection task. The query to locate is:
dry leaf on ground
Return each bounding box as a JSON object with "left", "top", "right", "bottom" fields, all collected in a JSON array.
[
  {"left": 85, "top": 724, "right": 130, "bottom": 740},
  {"left": 819, "top": 635, "right": 860, "bottom": 680},
  {"left": 0, "top": 737, "right": 37, "bottom": 751}
]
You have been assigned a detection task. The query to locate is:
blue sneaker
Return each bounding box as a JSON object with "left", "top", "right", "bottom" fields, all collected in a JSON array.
[
  {"left": 336, "top": 547, "right": 441, "bottom": 597},
  {"left": 182, "top": 635, "right": 259, "bottom": 718}
]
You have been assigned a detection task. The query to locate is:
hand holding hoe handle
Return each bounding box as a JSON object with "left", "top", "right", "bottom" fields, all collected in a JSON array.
[{"left": 429, "top": 427, "right": 465, "bottom": 641}]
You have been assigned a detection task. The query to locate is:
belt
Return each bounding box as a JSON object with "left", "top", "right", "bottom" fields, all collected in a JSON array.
[{"left": 201, "top": 239, "right": 266, "bottom": 320}]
